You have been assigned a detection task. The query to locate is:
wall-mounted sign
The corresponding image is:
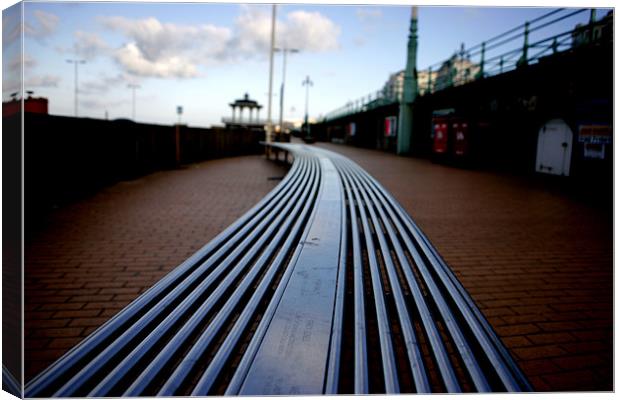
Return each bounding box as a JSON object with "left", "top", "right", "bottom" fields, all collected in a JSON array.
[
  {"left": 347, "top": 122, "right": 356, "bottom": 137},
  {"left": 584, "top": 143, "right": 605, "bottom": 159},
  {"left": 578, "top": 124, "right": 611, "bottom": 144},
  {"left": 384, "top": 116, "right": 398, "bottom": 137}
]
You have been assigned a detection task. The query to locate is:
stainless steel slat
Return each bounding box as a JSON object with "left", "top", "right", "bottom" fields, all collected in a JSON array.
[
  {"left": 342, "top": 159, "right": 461, "bottom": 392},
  {"left": 370, "top": 179, "right": 523, "bottom": 391},
  {"left": 26, "top": 143, "right": 531, "bottom": 397},
  {"left": 25, "top": 154, "right": 307, "bottom": 397},
  {"left": 340, "top": 163, "right": 369, "bottom": 394},
  {"left": 90, "top": 156, "right": 319, "bottom": 396},
  {"left": 341, "top": 165, "right": 400, "bottom": 393},
  {"left": 342, "top": 160, "right": 432, "bottom": 393},
  {"left": 182, "top": 157, "right": 321, "bottom": 396},
  {"left": 234, "top": 156, "right": 343, "bottom": 395},
  {"left": 323, "top": 163, "right": 349, "bottom": 394},
  {"left": 157, "top": 155, "right": 320, "bottom": 396},
  {"left": 339, "top": 156, "right": 491, "bottom": 391},
  {"left": 52, "top": 156, "right": 316, "bottom": 397}
]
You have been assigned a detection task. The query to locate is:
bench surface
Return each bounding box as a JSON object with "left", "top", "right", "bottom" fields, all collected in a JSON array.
[{"left": 25, "top": 144, "right": 531, "bottom": 397}]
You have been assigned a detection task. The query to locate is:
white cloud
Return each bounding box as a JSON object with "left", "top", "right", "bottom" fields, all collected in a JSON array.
[
  {"left": 355, "top": 8, "right": 383, "bottom": 34},
  {"left": 95, "top": 7, "right": 340, "bottom": 78},
  {"left": 228, "top": 6, "right": 273, "bottom": 56},
  {"left": 353, "top": 36, "right": 367, "bottom": 47},
  {"left": 25, "top": 74, "right": 61, "bottom": 88},
  {"left": 15, "top": 53, "right": 61, "bottom": 91},
  {"left": 280, "top": 11, "right": 340, "bottom": 51},
  {"left": 7, "top": 53, "right": 37, "bottom": 72},
  {"left": 100, "top": 16, "right": 231, "bottom": 61},
  {"left": 23, "top": 54, "right": 37, "bottom": 70},
  {"left": 3, "top": 13, "right": 22, "bottom": 47},
  {"left": 25, "top": 10, "right": 59, "bottom": 40},
  {"left": 114, "top": 42, "right": 198, "bottom": 78},
  {"left": 73, "top": 31, "right": 110, "bottom": 60},
  {"left": 99, "top": 16, "right": 230, "bottom": 78},
  {"left": 230, "top": 7, "right": 340, "bottom": 56},
  {"left": 2, "top": 76, "right": 20, "bottom": 97},
  {"left": 356, "top": 8, "right": 383, "bottom": 22},
  {"left": 82, "top": 73, "right": 130, "bottom": 95},
  {"left": 81, "top": 97, "right": 128, "bottom": 110}
]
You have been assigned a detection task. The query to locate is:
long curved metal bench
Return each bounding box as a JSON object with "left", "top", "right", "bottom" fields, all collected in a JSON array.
[{"left": 25, "top": 144, "right": 531, "bottom": 396}]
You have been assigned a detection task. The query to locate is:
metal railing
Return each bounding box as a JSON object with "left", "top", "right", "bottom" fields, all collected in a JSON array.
[
  {"left": 323, "top": 89, "right": 401, "bottom": 122},
  {"left": 221, "top": 117, "right": 268, "bottom": 126},
  {"left": 322, "top": 8, "right": 611, "bottom": 123}
]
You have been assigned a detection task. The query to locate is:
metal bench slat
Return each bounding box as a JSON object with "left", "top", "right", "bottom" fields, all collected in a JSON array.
[
  {"left": 341, "top": 165, "right": 401, "bottom": 393},
  {"left": 89, "top": 156, "right": 320, "bottom": 396},
  {"left": 343, "top": 160, "right": 432, "bottom": 393},
  {"left": 180, "top": 157, "right": 322, "bottom": 396},
  {"left": 402, "top": 208, "right": 532, "bottom": 391},
  {"left": 25, "top": 154, "right": 308, "bottom": 397},
  {"left": 155, "top": 155, "right": 321, "bottom": 396},
  {"left": 340, "top": 159, "right": 460, "bottom": 392},
  {"left": 353, "top": 157, "right": 527, "bottom": 391},
  {"left": 234, "top": 156, "right": 343, "bottom": 395},
  {"left": 351, "top": 159, "right": 492, "bottom": 392},
  {"left": 52, "top": 157, "right": 317, "bottom": 397},
  {"left": 25, "top": 143, "right": 532, "bottom": 396},
  {"left": 341, "top": 161, "right": 370, "bottom": 394},
  {"left": 323, "top": 165, "right": 348, "bottom": 394},
  {"left": 222, "top": 153, "right": 331, "bottom": 396},
  {"left": 391, "top": 198, "right": 525, "bottom": 392}
]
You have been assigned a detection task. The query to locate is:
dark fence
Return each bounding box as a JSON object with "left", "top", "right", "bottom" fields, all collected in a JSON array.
[
  {"left": 20, "top": 113, "right": 264, "bottom": 228},
  {"left": 3, "top": 111, "right": 23, "bottom": 393}
]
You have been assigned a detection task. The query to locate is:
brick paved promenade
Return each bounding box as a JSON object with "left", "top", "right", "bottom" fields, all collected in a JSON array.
[
  {"left": 24, "top": 155, "right": 288, "bottom": 380},
  {"left": 25, "top": 144, "right": 612, "bottom": 392},
  {"left": 317, "top": 142, "right": 613, "bottom": 392}
]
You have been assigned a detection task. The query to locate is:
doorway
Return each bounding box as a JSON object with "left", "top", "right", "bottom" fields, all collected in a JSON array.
[{"left": 535, "top": 118, "right": 573, "bottom": 176}]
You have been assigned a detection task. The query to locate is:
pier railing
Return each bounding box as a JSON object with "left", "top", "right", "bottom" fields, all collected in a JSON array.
[{"left": 322, "top": 8, "right": 611, "bottom": 123}]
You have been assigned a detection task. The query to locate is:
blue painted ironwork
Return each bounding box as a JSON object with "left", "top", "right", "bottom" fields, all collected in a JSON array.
[
  {"left": 322, "top": 8, "right": 608, "bottom": 123},
  {"left": 397, "top": 6, "right": 419, "bottom": 154}
]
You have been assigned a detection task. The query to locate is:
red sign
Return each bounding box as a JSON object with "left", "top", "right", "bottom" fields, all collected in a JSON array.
[
  {"left": 433, "top": 122, "right": 448, "bottom": 153},
  {"left": 384, "top": 116, "right": 397, "bottom": 137},
  {"left": 453, "top": 121, "right": 468, "bottom": 156}
]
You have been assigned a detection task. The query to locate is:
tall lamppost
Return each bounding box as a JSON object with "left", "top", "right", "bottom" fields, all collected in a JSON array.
[
  {"left": 397, "top": 6, "right": 418, "bottom": 155},
  {"left": 175, "top": 105, "right": 183, "bottom": 165},
  {"left": 127, "top": 83, "right": 140, "bottom": 120},
  {"left": 266, "top": 4, "right": 277, "bottom": 143},
  {"left": 302, "top": 75, "right": 313, "bottom": 138},
  {"left": 66, "top": 59, "right": 86, "bottom": 117},
  {"left": 274, "top": 47, "right": 299, "bottom": 134}
]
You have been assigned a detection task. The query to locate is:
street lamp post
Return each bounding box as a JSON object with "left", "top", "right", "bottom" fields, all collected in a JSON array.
[
  {"left": 66, "top": 59, "right": 86, "bottom": 117},
  {"left": 127, "top": 83, "right": 140, "bottom": 120},
  {"left": 397, "top": 6, "right": 418, "bottom": 155},
  {"left": 274, "top": 47, "right": 299, "bottom": 135},
  {"left": 266, "top": 4, "right": 277, "bottom": 144},
  {"left": 302, "top": 75, "right": 313, "bottom": 138},
  {"left": 175, "top": 105, "right": 183, "bottom": 165}
]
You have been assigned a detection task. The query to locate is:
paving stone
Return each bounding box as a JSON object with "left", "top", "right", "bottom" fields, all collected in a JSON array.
[
  {"left": 24, "top": 155, "right": 287, "bottom": 380},
  {"left": 316, "top": 142, "right": 612, "bottom": 392},
  {"left": 24, "top": 143, "right": 612, "bottom": 392}
]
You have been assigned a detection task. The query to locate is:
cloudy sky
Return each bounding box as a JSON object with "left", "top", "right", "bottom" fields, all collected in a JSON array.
[{"left": 2, "top": 2, "right": 605, "bottom": 127}]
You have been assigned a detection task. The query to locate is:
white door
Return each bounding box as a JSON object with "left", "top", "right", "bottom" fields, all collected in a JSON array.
[{"left": 535, "top": 119, "right": 573, "bottom": 176}]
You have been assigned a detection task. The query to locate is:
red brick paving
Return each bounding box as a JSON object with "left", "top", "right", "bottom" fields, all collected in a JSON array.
[
  {"left": 24, "top": 155, "right": 288, "bottom": 380},
  {"left": 315, "top": 142, "right": 612, "bottom": 392},
  {"left": 24, "top": 143, "right": 613, "bottom": 392}
]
